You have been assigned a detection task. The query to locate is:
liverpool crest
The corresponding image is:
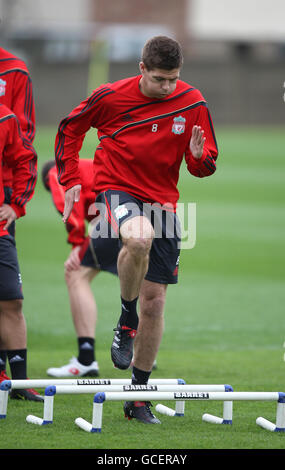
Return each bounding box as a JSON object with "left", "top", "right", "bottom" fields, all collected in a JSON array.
[
  {"left": 0, "top": 79, "right": 6, "bottom": 97},
  {"left": 172, "top": 115, "right": 186, "bottom": 135}
]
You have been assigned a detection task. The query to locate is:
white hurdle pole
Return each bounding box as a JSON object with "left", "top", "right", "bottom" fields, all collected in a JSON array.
[
  {"left": 5, "top": 378, "right": 184, "bottom": 388},
  {"left": 75, "top": 391, "right": 285, "bottom": 433},
  {"left": 0, "top": 387, "right": 8, "bottom": 420},
  {"left": 0, "top": 378, "right": 184, "bottom": 420},
  {"left": 26, "top": 383, "right": 229, "bottom": 426},
  {"left": 37, "top": 384, "right": 228, "bottom": 395}
]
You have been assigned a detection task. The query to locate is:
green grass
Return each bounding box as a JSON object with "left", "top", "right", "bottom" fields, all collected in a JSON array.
[{"left": 1, "top": 125, "right": 285, "bottom": 452}]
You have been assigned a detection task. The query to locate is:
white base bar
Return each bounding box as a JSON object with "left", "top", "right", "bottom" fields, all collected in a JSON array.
[
  {"left": 75, "top": 417, "right": 101, "bottom": 433},
  {"left": 155, "top": 404, "right": 176, "bottom": 417},
  {"left": 256, "top": 417, "right": 276, "bottom": 432},
  {"left": 75, "top": 417, "right": 94, "bottom": 432},
  {"left": 26, "top": 415, "right": 44, "bottom": 426},
  {"left": 202, "top": 413, "right": 224, "bottom": 424},
  {"left": 155, "top": 402, "right": 185, "bottom": 417}
]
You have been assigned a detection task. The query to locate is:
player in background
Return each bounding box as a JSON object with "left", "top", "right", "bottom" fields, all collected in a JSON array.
[
  {"left": 42, "top": 159, "right": 157, "bottom": 377},
  {"left": 55, "top": 36, "right": 218, "bottom": 423},
  {"left": 0, "top": 46, "right": 37, "bottom": 389},
  {"left": 42, "top": 159, "right": 101, "bottom": 377},
  {"left": 0, "top": 103, "right": 40, "bottom": 400}
]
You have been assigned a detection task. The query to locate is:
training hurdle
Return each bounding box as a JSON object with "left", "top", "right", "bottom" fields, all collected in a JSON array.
[
  {"left": 75, "top": 390, "right": 285, "bottom": 433},
  {"left": 0, "top": 378, "right": 184, "bottom": 420},
  {"left": 24, "top": 383, "right": 232, "bottom": 426}
]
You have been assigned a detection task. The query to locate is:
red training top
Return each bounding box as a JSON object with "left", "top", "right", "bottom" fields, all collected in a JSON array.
[
  {"left": 55, "top": 75, "right": 218, "bottom": 210},
  {"left": 0, "top": 104, "right": 37, "bottom": 236}
]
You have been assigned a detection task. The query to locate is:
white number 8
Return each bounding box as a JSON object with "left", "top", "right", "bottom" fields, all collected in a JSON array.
[{"left": 152, "top": 124, "right": 158, "bottom": 132}]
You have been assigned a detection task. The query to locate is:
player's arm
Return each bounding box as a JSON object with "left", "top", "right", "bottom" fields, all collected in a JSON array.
[
  {"left": 185, "top": 104, "right": 218, "bottom": 178},
  {"left": 0, "top": 204, "right": 17, "bottom": 230},
  {"left": 49, "top": 169, "right": 86, "bottom": 243},
  {"left": 55, "top": 85, "right": 112, "bottom": 222},
  {"left": 55, "top": 101, "right": 92, "bottom": 223},
  {"left": 0, "top": 116, "right": 37, "bottom": 229},
  {"left": 55, "top": 101, "right": 96, "bottom": 222},
  {"left": 12, "top": 70, "right": 36, "bottom": 143},
  {"left": 62, "top": 184, "right": 82, "bottom": 223},
  {"left": 190, "top": 125, "right": 206, "bottom": 159}
]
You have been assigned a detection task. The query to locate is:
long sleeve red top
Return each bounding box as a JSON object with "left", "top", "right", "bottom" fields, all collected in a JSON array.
[{"left": 55, "top": 75, "right": 218, "bottom": 210}]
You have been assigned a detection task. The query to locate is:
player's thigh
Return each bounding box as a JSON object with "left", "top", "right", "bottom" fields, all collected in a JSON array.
[{"left": 97, "top": 190, "right": 154, "bottom": 242}]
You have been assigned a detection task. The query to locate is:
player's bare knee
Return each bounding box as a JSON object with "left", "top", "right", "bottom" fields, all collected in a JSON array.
[
  {"left": 140, "top": 294, "right": 165, "bottom": 319},
  {"left": 64, "top": 267, "right": 83, "bottom": 289},
  {"left": 65, "top": 266, "right": 97, "bottom": 288},
  {"left": 0, "top": 299, "right": 23, "bottom": 315},
  {"left": 120, "top": 216, "right": 154, "bottom": 249},
  {"left": 124, "top": 235, "right": 153, "bottom": 260}
]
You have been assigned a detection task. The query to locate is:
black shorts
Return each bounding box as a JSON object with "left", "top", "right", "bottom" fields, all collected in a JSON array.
[
  {"left": 80, "top": 190, "right": 181, "bottom": 285},
  {"left": 0, "top": 235, "right": 23, "bottom": 300}
]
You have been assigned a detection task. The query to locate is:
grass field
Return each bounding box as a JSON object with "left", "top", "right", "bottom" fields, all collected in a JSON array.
[{"left": 1, "top": 125, "right": 285, "bottom": 454}]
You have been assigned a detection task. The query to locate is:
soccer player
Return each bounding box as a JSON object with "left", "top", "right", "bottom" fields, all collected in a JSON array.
[
  {"left": 42, "top": 158, "right": 102, "bottom": 377},
  {"left": 0, "top": 103, "right": 40, "bottom": 400},
  {"left": 55, "top": 36, "right": 218, "bottom": 423},
  {"left": 0, "top": 46, "right": 37, "bottom": 390}
]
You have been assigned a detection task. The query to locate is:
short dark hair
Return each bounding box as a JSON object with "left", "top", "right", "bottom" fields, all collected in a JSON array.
[
  {"left": 141, "top": 36, "right": 183, "bottom": 71},
  {"left": 41, "top": 159, "right": 56, "bottom": 191}
]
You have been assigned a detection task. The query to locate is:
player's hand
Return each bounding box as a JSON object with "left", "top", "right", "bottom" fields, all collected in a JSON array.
[
  {"left": 64, "top": 245, "right": 81, "bottom": 272},
  {"left": 190, "top": 125, "right": 206, "bottom": 159},
  {"left": 0, "top": 204, "right": 17, "bottom": 230},
  {"left": 63, "top": 184, "right": 81, "bottom": 223}
]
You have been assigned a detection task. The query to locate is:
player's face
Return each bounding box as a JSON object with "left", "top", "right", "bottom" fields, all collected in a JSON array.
[{"left": 139, "top": 62, "right": 180, "bottom": 99}]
